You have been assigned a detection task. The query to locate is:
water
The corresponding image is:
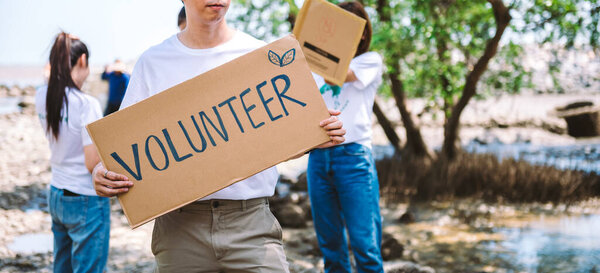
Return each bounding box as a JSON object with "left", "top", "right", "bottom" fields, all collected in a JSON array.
[
  {"left": 374, "top": 140, "right": 600, "bottom": 272},
  {"left": 372, "top": 144, "right": 397, "bottom": 160},
  {"left": 465, "top": 140, "right": 600, "bottom": 173},
  {"left": 7, "top": 233, "right": 53, "bottom": 254},
  {"left": 372, "top": 141, "right": 600, "bottom": 173},
  {"left": 0, "top": 97, "right": 21, "bottom": 114},
  {"left": 490, "top": 214, "right": 600, "bottom": 272}
]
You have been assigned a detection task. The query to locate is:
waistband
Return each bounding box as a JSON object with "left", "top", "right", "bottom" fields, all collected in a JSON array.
[
  {"left": 51, "top": 185, "right": 81, "bottom": 196},
  {"left": 182, "top": 197, "right": 268, "bottom": 211}
]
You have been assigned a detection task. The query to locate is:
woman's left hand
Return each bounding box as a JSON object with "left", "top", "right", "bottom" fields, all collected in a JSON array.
[{"left": 317, "top": 109, "right": 345, "bottom": 149}]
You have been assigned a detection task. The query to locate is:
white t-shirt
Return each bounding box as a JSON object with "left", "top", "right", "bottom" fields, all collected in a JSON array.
[
  {"left": 320, "top": 52, "right": 383, "bottom": 148},
  {"left": 120, "top": 31, "right": 279, "bottom": 200},
  {"left": 35, "top": 87, "right": 103, "bottom": 196}
]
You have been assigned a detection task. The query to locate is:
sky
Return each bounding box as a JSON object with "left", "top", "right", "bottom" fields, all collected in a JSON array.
[{"left": 0, "top": 0, "right": 184, "bottom": 66}]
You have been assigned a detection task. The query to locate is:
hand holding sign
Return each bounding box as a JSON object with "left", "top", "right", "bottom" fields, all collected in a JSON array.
[
  {"left": 92, "top": 108, "right": 345, "bottom": 198},
  {"left": 88, "top": 35, "right": 342, "bottom": 227},
  {"left": 93, "top": 163, "right": 132, "bottom": 197},
  {"left": 316, "top": 109, "right": 345, "bottom": 149}
]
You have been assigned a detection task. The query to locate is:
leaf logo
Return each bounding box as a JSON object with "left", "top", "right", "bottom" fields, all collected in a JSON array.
[{"left": 268, "top": 49, "right": 295, "bottom": 67}]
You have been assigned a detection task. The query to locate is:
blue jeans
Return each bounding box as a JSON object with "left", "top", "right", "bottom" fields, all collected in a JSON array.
[
  {"left": 49, "top": 186, "right": 110, "bottom": 273},
  {"left": 307, "top": 143, "right": 383, "bottom": 273}
]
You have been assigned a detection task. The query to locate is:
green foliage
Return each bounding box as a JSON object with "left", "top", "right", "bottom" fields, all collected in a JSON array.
[
  {"left": 367, "top": 0, "right": 501, "bottom": 116},
  {"left": 230, "top": 0, "right": 293, "bottom": 40},
  {"left": 232, "top": 0, "right": 599, "bottom": 108},
  {"left": 482, "top": 41, "right": 533, "bottom": 96},
  {"left": 519, "top": 0, "right": 600, "bottom": 48}
]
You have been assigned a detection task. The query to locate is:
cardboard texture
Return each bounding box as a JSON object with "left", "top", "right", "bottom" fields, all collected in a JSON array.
[
  {"left": 87, "top": 35, "right": 331, "bottom": 228},
  {"left": 293, "top": 0, "right": 366, "bottom": 86}
]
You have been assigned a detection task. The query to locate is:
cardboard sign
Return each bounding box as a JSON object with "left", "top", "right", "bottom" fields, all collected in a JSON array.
[
  {"left": 87, "top": 35, "right": 331, "bottom": 228},
  {"left": 293, "top": 0, "right": 366, "bottom": 86}
]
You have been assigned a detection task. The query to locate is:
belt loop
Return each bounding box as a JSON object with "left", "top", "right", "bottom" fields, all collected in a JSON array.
[{"left": 242, "top": 200, "right": 247, "bottom": 211}]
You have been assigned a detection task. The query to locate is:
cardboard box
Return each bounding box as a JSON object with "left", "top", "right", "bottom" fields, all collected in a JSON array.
[
  {"left": 293, "top": 0, "right": 366, "bottom": 86},
  {"left": 87, "top": 35, "right": 331, "bottom": 228}
]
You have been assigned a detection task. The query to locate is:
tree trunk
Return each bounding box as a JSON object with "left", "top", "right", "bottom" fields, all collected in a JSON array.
[
  {"left": 436, "top": 39, "right": 452, "bottom": 120},
  {"left": 376, "top": 0, "right": 391, "bottom": 22},
  {"left": 373, "top": 100, "right": 402, "bottom": 153},
  {"left": 389, "top": 64, "right": 431, "bottom": 159},
  {"left": 373, "top": 0, "right": 428, "bottom": 158},
  {"left": 441, "top": 0, "right": 511, "bottom": 160}
]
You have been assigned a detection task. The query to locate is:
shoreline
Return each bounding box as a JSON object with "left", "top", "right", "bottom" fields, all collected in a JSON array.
[{"left": 1, "top": 91, "right": 599, "bottom": 272}]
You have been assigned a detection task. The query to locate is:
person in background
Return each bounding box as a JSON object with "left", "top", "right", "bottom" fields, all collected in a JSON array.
[
  {"left": 101, "top": 59, "right": 130, "bottom": 116},
  {"left": 91, "top": 0, "right": 346, "bottom": 271},
  {"left": 306, "top": 1, "right": 385, "bottom": 272},
  {"left": 178, "top": 6, "right": 186, "bottom": 30},
  {"left": 35, "top": 32, "right": 110, "bottom": 273}
]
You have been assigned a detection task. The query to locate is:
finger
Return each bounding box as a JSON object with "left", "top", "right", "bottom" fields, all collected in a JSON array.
[
  {"left": 319, "top": 116, "right": 338, "bottom": 127},
  {"left": 105, "top": 170, "right": 129, "bottom": 181},
  {"left": 97, "top": 186, "right": 129, "bottom": 197},
  {"left": 100, "top": 178, "right": 133, "bottom": 189},
  {"left": 329, "top": 136, "right": 345, "bottom": 144},
  {"left": 324, "top": 120, "right": 343, "bottom": 130},
  {"left": 327, "top": 109, "right": 341, "bottom": 116},
  {"left": 326, "top": 128, "right": 346, "bottom": 136}
]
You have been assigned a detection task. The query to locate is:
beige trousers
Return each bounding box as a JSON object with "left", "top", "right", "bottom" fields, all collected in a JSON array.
[{"left": 151, "top": 198, "right": 289, "bottom": 273}]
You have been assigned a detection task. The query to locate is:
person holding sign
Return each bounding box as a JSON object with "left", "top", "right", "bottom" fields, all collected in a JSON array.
[
  {"left": 91, "top": 0, "right": 345, "bottom": 272},
  {"left": 307, "top": 2, "right": 385, "bottom": 272},
  {"left": 35, "top": 32, "right": 110, "bottom": 273}
]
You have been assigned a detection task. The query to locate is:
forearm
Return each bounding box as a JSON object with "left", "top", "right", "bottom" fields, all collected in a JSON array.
[{"left": 345, "top": 69, "right": 357, "bottom": 83}]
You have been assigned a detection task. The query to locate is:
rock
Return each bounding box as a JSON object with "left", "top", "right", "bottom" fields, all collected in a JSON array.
[
  {"left": 489, "top": 118, "right": 509, "bottom": 129},
  {"left": 541, "top": 120, "right": 567, "bottom": 135},
  {"left": 17, "top": 101, "right": 30, "bottom": 108},
  {"left": 0, "top": 184, "right": 47, "bottom": 210},
  {"left": 8, "top": 86, "right": 21, "bottom": 97},
  {"left": 554, "top": 101, "right": 600, "bottom": 137},
  {"left": 299, "top": 198, "right": 312, "bottom": 221},
  {"left": 384, "top": 261, "right": 436, "bottom": 273},
  {"left": 0, "top": 85, "right": 8, "bottom": 97},
  {"left": 302, "top": 232, "right": 321, "bottom": 256},
  {"left": 22, "top": 86, "right": 36, "bottom": 96},
  {"left": 382, "top": 232, "right": 404, "bottom": 261},
  {"left": 274, "top": 203, "right": 308, "bottom": 228},
  {"left": 398, "top": 212, "right": 416, "bottom": 224},
  {"left": 278, "top": 174, "right": 295, "bottom": 184},
  {"left": 291, "top": 172, "right": 308, "bottom": 191}
]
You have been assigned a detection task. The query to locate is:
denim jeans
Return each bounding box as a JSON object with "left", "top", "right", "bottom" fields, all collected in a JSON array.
[
  {"left": 48, "top": 186, "right": 110, "bottom": 273},
  {"left": 307, "top": 143, "right": 383, "bottom": 273}
]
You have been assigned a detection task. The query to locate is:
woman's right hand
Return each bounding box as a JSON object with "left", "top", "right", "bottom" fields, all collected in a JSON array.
[{"left": 93, "top": 163, "right": 133, "bottom": 197}]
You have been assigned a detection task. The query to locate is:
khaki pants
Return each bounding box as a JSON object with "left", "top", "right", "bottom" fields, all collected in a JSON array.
[{"left": 151, "top": 198, "right": 289, "bottom": 273}]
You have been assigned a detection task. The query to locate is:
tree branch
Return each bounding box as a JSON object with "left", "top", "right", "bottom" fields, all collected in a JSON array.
[{"left": 442, "top": 0, "right": 511, "bottom": 159}]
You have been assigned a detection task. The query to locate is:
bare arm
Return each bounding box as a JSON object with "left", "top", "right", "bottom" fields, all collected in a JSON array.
[
  {"left": 83, "top": 144, "right": 100, "bottom": 173},
  {"left": 344, "top": 69, "right": 358, "bottom": 83},
  {"left": 325, "top": 69, "right": 358, "bottom": 86}
]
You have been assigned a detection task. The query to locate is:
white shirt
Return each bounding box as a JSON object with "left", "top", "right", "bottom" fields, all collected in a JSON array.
[
  {"left": 320, "top": 52, "right": 383, "bottom": 148},
  {"left": 120, "top": 31, "right": 279, "bottom": 200},
  {"left": 35, "top": 87, "right": 103, "bottom": 196}
]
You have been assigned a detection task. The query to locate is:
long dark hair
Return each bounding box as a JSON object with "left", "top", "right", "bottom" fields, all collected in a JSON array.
[
  {"left": 46, "top": 32, "right": 89, "bottom": 139},
  {"left": 338, "top": 1, "right": 372, "bottom": 57}
]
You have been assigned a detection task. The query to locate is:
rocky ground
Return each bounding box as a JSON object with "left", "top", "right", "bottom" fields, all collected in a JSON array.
[
  {"left": 0, "top": 86, "right": 436, "bottom": 272},
  {"left": 0, "top": 84, "right": 599, "bottom": 272}
]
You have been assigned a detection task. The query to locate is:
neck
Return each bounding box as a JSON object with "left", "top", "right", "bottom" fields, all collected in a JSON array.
[
  {"left": 178, "top": 19, "right": 234, "bottom": 49},
  {"left": 71, "top": 68, "right": 85, "bottom": 90}
]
